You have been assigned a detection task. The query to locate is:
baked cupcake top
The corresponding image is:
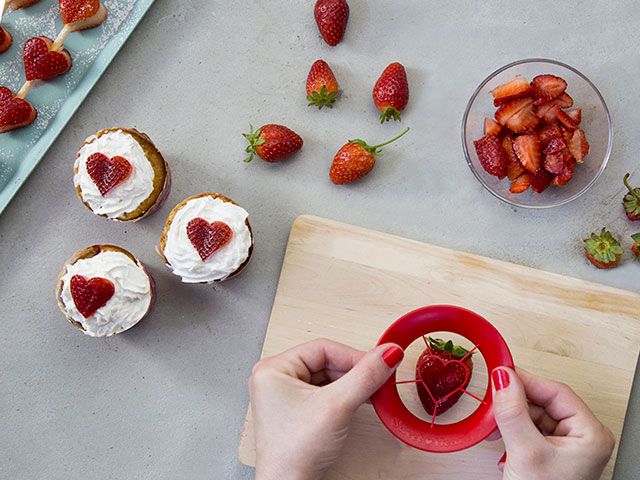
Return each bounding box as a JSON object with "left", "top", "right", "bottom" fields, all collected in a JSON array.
[
  {"left": 74, "top": 129, "right": 156, "bottom": 220},
  {"left": 162, "top": 195, "right": 252, "bottom": 283},
  {"left": 59, "top": 249, "right": 152, "bottom": 337}
]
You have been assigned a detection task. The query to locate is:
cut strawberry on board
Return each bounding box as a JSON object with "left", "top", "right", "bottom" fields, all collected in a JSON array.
[
  {"left": 0, "top": 86, "right": 37, "bottom": 133},
  {"left": 513, "top": 134, "right": 541, "bottom": 173},
  {"left": 186, "top": 218, "right": 233, "bottom": 261},
  {"left": 23, "top": 36, "right": 72, "bottom": 81},
  {"left": 415, "top": 337, "right": 474, "bottom": 416},
  {"left": 490, "top": 75, "right": 533, "bottom": 106},
  {"left": 474, "top": 134, "right": 508, "bottom": 178},
  {"left": 70, "top": 274, "right": 115, "bottom": 318},
  {"left": 86, "top": 153, "right": 133, "bottom": 196}
]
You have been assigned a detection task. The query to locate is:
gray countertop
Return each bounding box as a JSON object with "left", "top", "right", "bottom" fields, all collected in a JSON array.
[{"left": 1, "top": 1, "right": 639, "bottom": 478}]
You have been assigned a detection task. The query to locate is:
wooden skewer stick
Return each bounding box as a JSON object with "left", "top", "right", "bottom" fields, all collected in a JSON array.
[
  {"left": 1, "top": 0, "right": 9, "bottom": 17},
  {"left": 51, "top": 25, "right": 71, "bottom": 51},
  {"left": 16, "top": 81, "right": 32, "bottom": 99}
]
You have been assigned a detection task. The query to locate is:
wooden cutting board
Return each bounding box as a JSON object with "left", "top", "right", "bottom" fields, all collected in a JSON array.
[{"left": 238, "top": 215, "right": 640, "bottom": 479}]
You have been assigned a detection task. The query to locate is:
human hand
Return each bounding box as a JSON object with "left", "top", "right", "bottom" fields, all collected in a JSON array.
[
  {"left": 248, "top": 339, "right": 404, "bottom": 480},
  {"left": 491, "top": 367, "right": 615, "bottom": 480}
]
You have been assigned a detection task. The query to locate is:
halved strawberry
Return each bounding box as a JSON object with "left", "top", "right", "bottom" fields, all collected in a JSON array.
[
  {"left": 484, "top": 117, "right": 501, "bottom": 136},
  {"left": 568, "top": 128, "right": 589, "bottom": 163},
  {"left": 513, "top": 134, "right": 541, "bottom": 173},
  {"left": 502, "top": 136, "right": 524, "bottom": 180},
  {"left": 510, "top": 172, "right": 531, "bottom": 193},
  {"left": 555, "top": 93, "right": 574, "bottom": 108},
  {"left": 553, "top": 156, "right": 577, "bottom": 186},
  {"left": 530, "top": 170, "right": 554, "bottom": 193},
  {"left": 543, "top": 137, "right": 566, "bottom": 155},
  {"left": 543, "top": 151, "right": 566, "bottom": 175},
  {"left": 495, "top": 97, "right": 533, "bottom": 125},
  {"left": 490, "top": 75, "right": 533, "bottom": 106},
  {"left": 565, "top": 108, "right": 581, "bottom": 125},
  {"left": 538, "top": 121, "right": 563, "bottom": 147},
  {"left": 531, "top": 74, "right": 567, "bottom": 103},
  {"left": 556, "top": 108, "right": 579, "bottom": 130},
  {"left": 474, "top": 134, "right": 508, "bottom": 178}
]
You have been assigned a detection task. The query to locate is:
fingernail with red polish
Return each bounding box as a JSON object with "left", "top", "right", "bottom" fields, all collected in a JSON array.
[
  {"left": 498, "top": 452, "right": 507, "bottom": 465},
  {"left": 382, "top": 346, "right": 404, "bottom": 367},
  {"left": 492, "top": 368, "right": 510, "bottom": 391}
]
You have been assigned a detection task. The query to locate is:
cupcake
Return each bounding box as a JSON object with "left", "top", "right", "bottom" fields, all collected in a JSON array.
[
  {"left": 56, "top": 245, "right": 154, "bottom": 337},
  {"left": 73, "top": 128, "right": 170, "bottom": 221},
  {"left": 158, "top": 193, "right": 253, "bottom": 283}
]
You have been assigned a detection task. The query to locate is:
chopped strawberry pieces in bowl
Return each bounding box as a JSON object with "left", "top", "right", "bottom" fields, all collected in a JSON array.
[{"left": 462, "top": 59, "right": 612, "bottom": 208}]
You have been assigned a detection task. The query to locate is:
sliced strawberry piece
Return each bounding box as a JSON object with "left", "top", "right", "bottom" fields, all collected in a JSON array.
[
  {"left": 513, "top": 134, "right": 541, "bottom": 173},
  {"left": 502, "top": 136, "right": 524, "bottom": 180},
  {"left": 543, "top": 137, "right": 566, "bottom": 155},
  {"left": 70, "top": 275, "right": 115, "bottom": 318},
  {"left": 568, "top": 128, "right": 589, "bottom": 163},
  {"left": 555, "top": 92, "right": 574, "bottom": 108},
  {"left": 491, "top": 75, "right": 533, "bottom": 106},
  {"left": 543, "top": 151, "right": 567, "bottom": 174},
  {"left": 530, "top": 170, "right": 554, "bottom": 193},
  {"left": 565, "top": 108, "right": 581, "bottom": 125},
  {"left": 510, "top": 172, "right": 531, "bottom": 193},
  {"left": 186, "top": 218, "right": 233, "bottom": 261},
  {"left": 495, "top": 97, "right": 533, "bottom": 126},
  {"left": 533, "top": 93, "right": 573, "bottom": 122},
  {"left": 474, "top": 134, "right": 508, "bottom": 178},
  {"left": 531, "top": 74, "right": 567, "bottom": 103},
  {"left": 553, "top": 156, "right": 577, "bottom": 186},
  {"left": 484, "top": 117, "right": 502, "bottom": 136},
  {"left": 556, "top": 108, "right": 579, "bottom": 130},
  {"left": 506, "top": 106, "right": 539, "bottom": 133},
  {"left": 537, "top": 121, "right": 563, "bottom": 147}
]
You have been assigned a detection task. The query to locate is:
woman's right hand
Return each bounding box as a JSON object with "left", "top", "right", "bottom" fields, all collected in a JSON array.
[{"left": 491, "top": 367, "right": 615, "bottom": 480}]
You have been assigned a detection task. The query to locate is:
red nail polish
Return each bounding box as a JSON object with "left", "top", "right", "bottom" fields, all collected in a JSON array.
[
  {"left": 498, "top": 452, "right": 507, "bottom": 465},
  {"left": 382, "top": 346, "right": 404, "bottom": 367},
  {"left": 492, "top": 368, "right": 510, "bottom": 391}
]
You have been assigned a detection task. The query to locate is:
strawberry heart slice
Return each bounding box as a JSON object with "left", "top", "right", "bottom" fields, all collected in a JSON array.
[
  {"left": 23, "top": 36, "right": 72, "bottom": 81},
  {"left": 416, "top": 355, "right": 470, "bottom": 416},
  {"left": 70, "top": 274, "right": 115, "bottom": 318},
  {"left": 186, "top": 218, "right": 233, "bottom": 261},
  {"left": 0, "top": 86, "right": 37, "bottom": 134},
  {"left": 59, "top": 0, "right": 100, "bottom": 24},
  {"left": 86, "top": 152, "right": 133, "bottom": 196}
]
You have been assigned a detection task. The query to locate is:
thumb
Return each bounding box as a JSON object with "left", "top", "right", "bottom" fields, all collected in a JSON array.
[
  {"left": 327, "top": 343, "right": 403, "bottom": 412},
  {"left": 491, "top": 367, "right": 542, "bottom": 451}
]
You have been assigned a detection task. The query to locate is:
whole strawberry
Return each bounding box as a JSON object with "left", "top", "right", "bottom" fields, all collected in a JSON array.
[
  {"left": 306, "top": 59, "right": 340, "bottom": 109},
  {"left": 373, "top": 62, "right": 409, "bottom": 123},
  {"left": 243, "top": 124, "right": 303, "bottom": 163},
  {"left": 623, "top": 173, "right": 640, "bottom": 221},
  {"left": 314, "top": 0, "right": 349, "bottom": 47},
  {"left": 631, "top": 234, "right": 640, "bottom": 261},
  {"left": 416, "top": 337, "right": 474, "bottom": 416},
  {"left": 584, "top": 228, "right": 623, "bottom": 269},
  {"left": 329, "top": 127, "right": 409, "bottom": 184}
]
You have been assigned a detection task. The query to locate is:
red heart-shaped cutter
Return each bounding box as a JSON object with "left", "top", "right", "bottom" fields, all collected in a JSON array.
[
  {"left": 70, "top": 274, "right": 115, "bottom": 318},
  {"left": 0, "top": 86, "right": 37, "bottom": 134},
  {"left": 59, "top": 0, "right": 100, "bottom": 24},
  {"left": 186, "top": 218, "right": 233, "bottom": 261},
  {"left": 23, "top": 36, "right": 72, "bottom": 81},
  {"left": 86, "top": 152, "right": 133, "bottom": 196}
]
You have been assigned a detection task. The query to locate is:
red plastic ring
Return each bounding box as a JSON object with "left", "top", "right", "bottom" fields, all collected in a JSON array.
[{"left": 371, "top": 305, "right": 514, "bottom": 453}]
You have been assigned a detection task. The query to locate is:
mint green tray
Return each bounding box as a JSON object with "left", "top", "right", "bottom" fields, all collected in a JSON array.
[{"left": 0, "top": 0, "right": 155, "bottom": 214}]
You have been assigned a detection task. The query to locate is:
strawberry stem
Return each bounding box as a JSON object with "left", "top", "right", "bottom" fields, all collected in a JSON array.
[
  {"left": 349, "top": 127, "right": 410, "bottom": 155},
  {"left": 624, "top": 173, "right": 640, "bottom": 200},
  {"left": 242, "top": 124, "right": 264, "bottom": 163},
  {"left": 371, "top": 127, "right": 410, "bottom": 149}
]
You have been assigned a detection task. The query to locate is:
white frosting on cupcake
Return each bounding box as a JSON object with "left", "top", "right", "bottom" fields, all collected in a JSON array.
[
  {"left": 74, "top": 130, "right": 154, "bottom": 219},
  {"left": 60, "top": 250, "right": 152, "bottom": 337},
  {"left": 163, "top": 196, "right": 252, "bottom": 283}
]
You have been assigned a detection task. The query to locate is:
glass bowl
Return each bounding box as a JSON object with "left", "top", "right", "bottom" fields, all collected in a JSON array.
[{"left": 461, "top": 58, "right": 612, "bottom": 208}]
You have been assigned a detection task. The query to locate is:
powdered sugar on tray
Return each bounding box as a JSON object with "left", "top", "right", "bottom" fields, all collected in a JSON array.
[{"left": 0, "top": 0, "right": 139, "bottom": 157}]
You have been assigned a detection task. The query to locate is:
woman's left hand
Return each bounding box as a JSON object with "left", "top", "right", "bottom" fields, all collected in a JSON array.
[{"left": 249, "top": 338, "right": 404, "bottom": 480}]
